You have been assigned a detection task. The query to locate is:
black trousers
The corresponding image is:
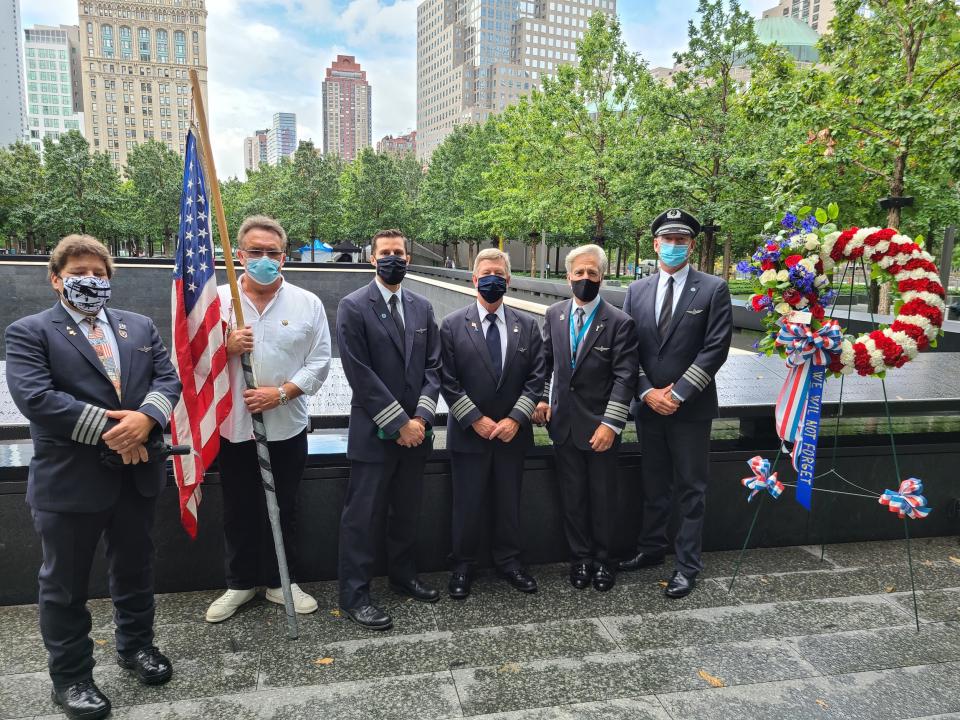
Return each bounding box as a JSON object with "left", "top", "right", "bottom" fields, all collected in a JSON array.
[
  {"left": 450, "top": 447, "right": 525, "bottom": 574},
  {"left": 218, "top": 428, "right": 308, "bottom": 589},
  {"left": 337, "top": 446, "right": 429, "bottom": 609},
  {"left": 554, "top": 438, "right": 619, "bottom": 570},
  {"left": 31, "top": 477, "right": 157, "bottom": 688},
  {"left": 636, "top": 417, "right": 712, "bottom": 576}
]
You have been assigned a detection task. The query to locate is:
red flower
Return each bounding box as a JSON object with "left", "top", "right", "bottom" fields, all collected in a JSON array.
[
  {"left": 761, "top": 260, "right": 774, "bottom": 271},
  {"left": 782, "top": 288, "right": 801, "bottom": 305},
  {"left": 831, "top": 228, "right": 858, "bottom": 262},
  {"left": 815, "top": 258, "right": 824, "bottom": 274},
  {"left": 750, "top": 294, "right": 767, "bottom": 311},
  {"left": 766, "top": 243, "right": 779, "bottom": 252},
  {"left": 811, "top": 304, "right": 826, "bottom": 319},
  {"left": 864, "top": 228, "right": 897, "bottom": 246},
  {"left": 898, "top": 278, "right": 945, "bottom": 296},
  {"left": 828, "top": 355, "right": 845, "bottom": 374},
  {"left": 785, "top": 254, "right": 803, "bottom": 268}
]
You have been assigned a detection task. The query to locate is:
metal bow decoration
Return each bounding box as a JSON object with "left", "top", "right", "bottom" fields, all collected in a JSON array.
[
  {"left": 741, "top": 456, "right": 783, "bottom": 502},
  {"left": 879, "top": 478, "right": 931, "bottom": 520},
  {"left": 775, "top": 319, "right": 844, "bottom": 368}
]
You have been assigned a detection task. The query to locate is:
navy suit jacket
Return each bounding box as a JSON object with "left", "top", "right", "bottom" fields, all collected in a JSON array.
[
  {"left": 440, "top": 302, "right": 545, "bottom": 454},
  {"left": 623, "top": 268, "right": 733, "bottom": 422},
  {"left": 542, "top": 298, "right": 639, "bottom": 450},
  {"left": 337, "top": 280, "right": 442, "bottom": 462},
  {"left": 5, "top": 302, "right": 182, "bottom": 512}
]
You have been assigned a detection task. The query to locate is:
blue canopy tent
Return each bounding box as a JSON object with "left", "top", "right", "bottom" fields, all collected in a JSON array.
[{"left": 297, "top": 239, "right": 333, "bottom": 262}]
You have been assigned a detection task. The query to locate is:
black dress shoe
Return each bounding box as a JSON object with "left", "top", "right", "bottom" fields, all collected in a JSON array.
[
  {"left": 592, "top": 565, "right": 616, "bottom": 592},
  {"left": 497, "top": 568, "right": 538, "bottom": 593},
  {"left": 618, "top": 552, "right": 665, "bottom": 572},
  {"left": 389, "top": 577, "right": 440, "bottom": 603},
  {"left": 117, "top": 646, "right": 173, "bottom": 686},
  {"left": 448, "top": 572, "right": 471, "bottom": 599},
  {"left": 343, "top": 604, "right": 393, "bottom": 630},
  {"left": 664, "top": 571, "right": 696, "bottom": 599},
  {"left": 51, "top": 679, "right": 111, "bottom": 720},
  {"left": 569, "top": 562, "right": 591, "bottom": 590}
]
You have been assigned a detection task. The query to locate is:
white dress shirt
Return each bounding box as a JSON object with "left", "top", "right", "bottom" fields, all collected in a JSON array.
[
  {"left": 376, "top": 278, "right": 404, "bottom": 324},
  {"left": 643, "top": 263, "right": 692, "bottom": 403},
  {"left": 477, "top": 300, "right": 507, "bottom": 365},
  {"left": 654, "top": 263, "right": 691, "bottom": 320},
  {"left": 61, "top": 301, "right": 120, "bottom": 367},
  {"left": 219, "top": 276, "right": 332, "bottom": 443},
  {"left": 569, "top": 296, "right": 620, "bottom": 435}
]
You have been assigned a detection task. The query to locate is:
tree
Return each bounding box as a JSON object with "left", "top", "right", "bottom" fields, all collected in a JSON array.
[
  {"left": 284, "top": 141, "right": 343, "bottom": 248},
  {"left": 126, "top": 139, "right": 184, "bottom": 256},
  {"left": 0, "top": 142, "right": 45, "bottom": 253},
  {"left": 340, "top": 148, "right": 409, "bottom": 242},
  {"left": 39, "top": 131, "right": 121, "bottom": 243}
]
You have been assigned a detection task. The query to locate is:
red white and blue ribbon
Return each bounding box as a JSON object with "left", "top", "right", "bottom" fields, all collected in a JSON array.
[
  {"left": 741, "top": 456, "right": 783, "bottom": 502},
  {"left": 774, "top": 320, "right": 843, "bottom": 510},
  {"left": 879, "top": 478, "right": 931, "bottom": 520}
]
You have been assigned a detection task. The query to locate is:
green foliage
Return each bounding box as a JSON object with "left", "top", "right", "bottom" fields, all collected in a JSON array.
[{"left": 126, "top": 140, "right": 184, "bottom": 255}]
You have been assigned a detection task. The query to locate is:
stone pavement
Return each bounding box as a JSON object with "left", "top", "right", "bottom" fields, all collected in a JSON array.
[{"left": 2, "top": 537, "right": 959, "bottom": 720}]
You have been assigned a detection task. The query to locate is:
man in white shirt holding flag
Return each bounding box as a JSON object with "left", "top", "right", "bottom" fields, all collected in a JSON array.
[{"left": 204, "top": 215, "right": 332, "bottom": 623}]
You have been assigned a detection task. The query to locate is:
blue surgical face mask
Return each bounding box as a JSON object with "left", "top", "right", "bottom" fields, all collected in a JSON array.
[
  {"left": 245, "top": 256, "right": 282, "bottom": 285},
  {"left": 477, "top": 274, "right": 507, "bottom": 303},
  {"left": 658, "top": 241, "right": 690, "bottom": 269}
]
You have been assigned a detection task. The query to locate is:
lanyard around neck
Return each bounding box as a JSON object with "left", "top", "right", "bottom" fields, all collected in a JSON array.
[{"left": 569, "top": 300, "right": 601, "bottom": 369}]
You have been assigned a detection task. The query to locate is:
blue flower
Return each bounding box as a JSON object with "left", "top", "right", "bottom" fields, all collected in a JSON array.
[
  {"left": 781, "top": 212, "right": 798, "bottom": 229},
  {"left": 800, "top": 215, "right": 819, "bottom": 234},
  {"left": 736, "top": 260, "right": 760, "bottom": 275},
  {"left": 789, "top": 264, "right": 815, "bottom": 293}
]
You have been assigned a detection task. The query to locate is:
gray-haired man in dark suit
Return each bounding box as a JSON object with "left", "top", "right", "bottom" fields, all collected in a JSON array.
[
  {"left": 620, "top": 208, "right": 733, "bottom": 598},
  {"left": 336, "top": 229, "right": 443, "bottom": 631},
  {"left": 440, "top": 248, "right": 545, "bottom": 600},
  {"left": 533, "top": 244, "right": 638, "bottom": 593}
]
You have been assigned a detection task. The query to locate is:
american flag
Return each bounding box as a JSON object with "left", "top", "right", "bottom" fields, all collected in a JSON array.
[{"left": 170, "top": 128, "right": 232, "bottom": 538}]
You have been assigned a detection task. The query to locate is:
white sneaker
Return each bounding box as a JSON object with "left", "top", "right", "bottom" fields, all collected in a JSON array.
[
  {"left": 265, "top": 583, "right": 318, "bottom": 614},
  {"left": 205, "top": 588, "right": 256, "bottom": 623}
]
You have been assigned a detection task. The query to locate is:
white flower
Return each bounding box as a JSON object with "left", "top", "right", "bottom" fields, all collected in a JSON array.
[
  {"left": 776, "top": 270, "right": 790, "bottom": 282},
  {"left": 799, "top": 258, "right": 816, "bottom": 273},
  {"left": 760, "top": 269, "right": 778, "bottom": 285},
  {"left": 820, "top": 231, "right": 841, "bottom": 257},
  {"left": 775, "top": 302, "right": 792, "bottom": 315},
  {"left": 805, "top": 238, "right": 820, "bottom": 251},
  {"left": 815, "top": 274, "right": 830, "bottom": 288}
]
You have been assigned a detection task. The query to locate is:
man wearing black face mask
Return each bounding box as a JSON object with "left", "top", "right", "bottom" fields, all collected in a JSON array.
[
  {"left": 533, "top": 244, "right": 638, "bottom": 592},
  {"left": 336, "top": 229, "right": 443, "bottom": 630},
  {"left": 439, "top": 249, "right": 545, "bottom": 599},
  {"left": 5, "top": 235, "right": 181, "bottom": 719}
]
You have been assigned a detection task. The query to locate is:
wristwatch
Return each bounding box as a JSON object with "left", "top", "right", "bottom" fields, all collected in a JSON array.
[
  {"left": 277, "top": 386, "right": 289, "bottom": 406},
  {"left": 670, "top": 390, "right": 683, "bottom": 404}
]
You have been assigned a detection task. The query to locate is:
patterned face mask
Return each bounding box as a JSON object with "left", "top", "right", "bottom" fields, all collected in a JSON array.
[{"left": 61, "top": 275, "right": 112, "bottom": 314}]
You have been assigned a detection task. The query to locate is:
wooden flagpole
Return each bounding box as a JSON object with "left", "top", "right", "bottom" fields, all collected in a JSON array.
[
  {"left": 188, "top": 69, "right": 244, "bottom": 329},
  {"left": 187, "top": 69, "right": 299, "bottom": 639}
]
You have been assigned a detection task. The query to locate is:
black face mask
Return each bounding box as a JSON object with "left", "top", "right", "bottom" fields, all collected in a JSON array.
[
  {"left": 377, "top": 255, "right": 407, "bottom": 285},
  {"left": 571, "top": 278, "right": 601, "bottom": 303},
  {"left": 477, "top": 274, "right": 507, "bottom": 303}
]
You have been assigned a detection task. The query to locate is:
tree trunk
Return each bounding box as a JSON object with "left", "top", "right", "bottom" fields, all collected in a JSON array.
[
  {"left": 554, "top": 245, "right": 560, "bottom": 278},
  {"left": 616, "top": 246, "right": 623, "bottom": 278},
  {"left": 878, "top": 151, "right": 909, "bottom": 313},
  {"left": 721, "top": 233, "right": 732, "bottom": 280}
]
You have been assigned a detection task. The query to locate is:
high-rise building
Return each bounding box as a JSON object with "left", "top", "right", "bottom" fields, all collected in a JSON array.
[
  {"left": 23, "top": 25, "right": 85, "bottom": 154},
  {"left": 242, "top": 127, "right": 268, "bottom": 172},
  {"left": 416, "top": 0, "right": 617, "bottom": 161},
  {"left": 266, "top": 112, "right": 296, "bottom": 164},
  {"left": 1, "top": 0, "right": 27, "bottom": 146},
  {"left": 762, "top": 0, "right": 836, "bottom": 33},
  {"left": 377, "top": 131, "right": 417, "bottom": 156},
  {"left": 78, "top": 0, "right": 209, "bottom": 170},
  {"left": 321, "top": 55, "right": 372, "bottom": 161}
]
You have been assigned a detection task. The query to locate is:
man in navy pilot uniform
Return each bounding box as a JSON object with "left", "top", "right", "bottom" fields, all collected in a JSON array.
[
  {"left": 336, "top": 229, "right": 443, "bottom": 630},
  {"left": 619, "top": 208, "right": 733, "bottom": 598},
  {"left": 5, "top": 235, "right": 182, "bottom": 720},
  {"left": 532, "top": 244, "right": 639, "bottom": 592},
  {"left": 440, "top": 248, "right": 545, "bottom": 600}
]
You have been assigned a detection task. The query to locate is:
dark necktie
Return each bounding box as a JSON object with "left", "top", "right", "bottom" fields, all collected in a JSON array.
[
  {"left": 658, "top": 276, "right": 674, "bottom": 339},
  {"left": 389, "top": 294, "right": 405, "bottom": 342},
  {"left": 485, "top": 313, "right": 502, "bottom": 381},
  {"left": 574, "top": 307, "right": 585, "bottom": 361}
]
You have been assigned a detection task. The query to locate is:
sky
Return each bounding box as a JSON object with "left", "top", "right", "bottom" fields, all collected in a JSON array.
[{"left": 20, "top": 0, "right": 773, "bottom": 178}]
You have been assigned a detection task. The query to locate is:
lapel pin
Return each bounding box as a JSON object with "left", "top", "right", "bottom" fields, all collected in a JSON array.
[
  {"left": 690, "top": 287, "right": 697, "bottom": 292},
  {"left": 137, "top": 346, "right": 151, "bottom": 352},
  {"left": 560, "top": 314, "right": 565, "bottom": 321},
  {"left": 118, "top": 322, "right": 127, "bottom": 329},
  {"left": 471, "top": 322, "right": 478, "bottom": 330},
  {"left": 67, "top": 327, "right": 77, "bottom": 336},
  {"left": 119, "top": 330, "right": 128, "bottom": 338},
  {"left": 381, "top": 313, "right": 387, "bottom": 319},
  {"left": 416, "top": 328, "right": 427, "bottom": 334},
  {"left": 513, "top": 326, "right": 519, "bottom": 333},
  {"left": 281, "top": 320, "right": 289, "bottom": 326}
]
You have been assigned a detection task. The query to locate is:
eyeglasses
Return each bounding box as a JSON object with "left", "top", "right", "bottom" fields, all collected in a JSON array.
[{"left": 242, "top": 250, "right": 284, "bottom": 259}]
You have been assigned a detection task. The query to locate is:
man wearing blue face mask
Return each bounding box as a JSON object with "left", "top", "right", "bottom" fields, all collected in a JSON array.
[
  {"left": 205, "top": 215, "right": 332, "bottom": 624},
  {"left": 620, "top": 208, "right": 732, "bottom": 599},
  {"left": 439, "top": 249, "right": 545, "bottom": 599}
]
